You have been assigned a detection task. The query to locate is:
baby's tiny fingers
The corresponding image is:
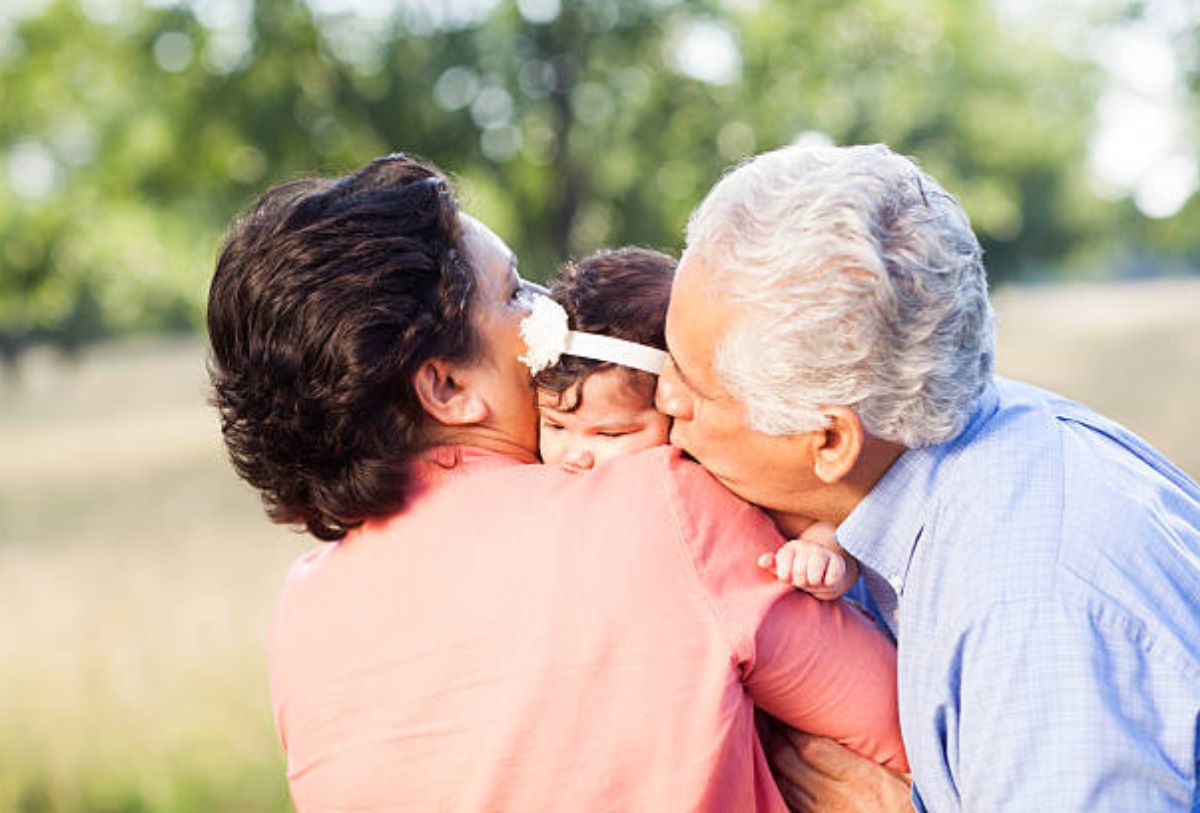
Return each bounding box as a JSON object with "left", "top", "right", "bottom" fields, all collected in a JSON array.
[
  {"left": 757, "top": 552, "right": 776, "bottom": 570},
  {"left": 824, "top": 555, "right": 847, "bottom": 587},
  {"left": 775, "top": 546, "right": 797, "bottom": 583},
  {"left": 806, "top": 552, "right": 828, "bottom": 588}
]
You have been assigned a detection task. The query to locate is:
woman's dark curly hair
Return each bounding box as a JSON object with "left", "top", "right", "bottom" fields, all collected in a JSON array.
[
  {"left": 534, "top": 247, "right": 675, "bottom": 411},
  {"left": 207, "top": 154, "right": 479, "bottom": 541}
]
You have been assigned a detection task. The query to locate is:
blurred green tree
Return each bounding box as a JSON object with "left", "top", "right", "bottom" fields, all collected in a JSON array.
[{"left": 0, "top": 0, "right": 1185, "bottom": 361}]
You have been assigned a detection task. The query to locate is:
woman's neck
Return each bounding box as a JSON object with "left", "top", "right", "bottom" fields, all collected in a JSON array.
[{"left": 425, "top": 424, "right": 539, "bottom": 464}]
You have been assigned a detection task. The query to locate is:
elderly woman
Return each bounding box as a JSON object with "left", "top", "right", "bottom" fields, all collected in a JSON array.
[{"left": 207, "top": 154, "right": 905, "bottom": 811}]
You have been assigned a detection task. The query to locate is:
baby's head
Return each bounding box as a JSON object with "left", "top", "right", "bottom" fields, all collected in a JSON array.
[{"left": 534, "top": 248, "right": 675, "bottom": 472}]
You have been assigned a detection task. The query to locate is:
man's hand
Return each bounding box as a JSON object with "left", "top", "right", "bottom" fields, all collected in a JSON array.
[{"left": 769, "top": 728, "right": 914, "bottom": 813}]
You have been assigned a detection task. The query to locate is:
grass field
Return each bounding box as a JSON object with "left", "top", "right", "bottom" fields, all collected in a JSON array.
[
  {"left": 1, "top": 277, "right": 1197, "bottom": 812},
  {"left": 0, "top": 339, "right": 305, "bottom": 812}
]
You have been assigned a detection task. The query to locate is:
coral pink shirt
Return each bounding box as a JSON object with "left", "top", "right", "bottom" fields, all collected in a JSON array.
[{"left": 269, "top": 445, "right": 905, "bottom": 812}]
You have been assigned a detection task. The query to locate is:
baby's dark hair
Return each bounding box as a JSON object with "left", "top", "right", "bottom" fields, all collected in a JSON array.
[{"left": 534, "top": 247, "right": 675, "bottom": 411}]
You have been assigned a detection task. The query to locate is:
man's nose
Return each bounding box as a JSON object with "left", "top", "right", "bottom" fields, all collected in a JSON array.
[{"left": 655, "top": 361, "right": 692, "bottom": 420}]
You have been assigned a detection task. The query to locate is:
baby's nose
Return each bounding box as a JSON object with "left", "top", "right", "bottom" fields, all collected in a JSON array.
[{"left": 563, "top": 446, "right": 595, "bottom": 473}]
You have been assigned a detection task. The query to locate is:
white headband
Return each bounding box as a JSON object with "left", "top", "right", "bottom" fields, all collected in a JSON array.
[{"left": 519, "top": 294, "right": 667, "bottom": 376}]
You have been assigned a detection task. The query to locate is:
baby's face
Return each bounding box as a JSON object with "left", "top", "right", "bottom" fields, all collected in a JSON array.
[{"left": 537, "top": 368, "right": 671, "bottom": 473}]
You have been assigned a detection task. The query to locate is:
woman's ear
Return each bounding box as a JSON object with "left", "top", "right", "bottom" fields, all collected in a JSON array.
[
  {"left": 812, "top": 405, "right": 865, "bottom": 484},
  {"left": 412, "top": 359, "right": 489, "bottom": 426}
]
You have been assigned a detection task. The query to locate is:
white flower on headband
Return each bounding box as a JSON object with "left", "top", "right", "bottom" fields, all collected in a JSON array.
[
  {"left": 519, "top": 294, "right": 570, "bottom": 376},
  {"left": 519, "top": 293, "right": 668, "bottom": 377}
]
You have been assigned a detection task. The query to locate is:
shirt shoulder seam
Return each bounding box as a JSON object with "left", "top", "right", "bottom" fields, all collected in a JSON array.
[
  {"left": 657, "top": 453, "right": 753, "bottom": 670},
  {"left": 963, "top": 586, "right": 1200, "bottom": 686}
]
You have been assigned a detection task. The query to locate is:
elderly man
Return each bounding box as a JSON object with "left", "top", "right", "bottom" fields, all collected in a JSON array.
[{"left": 656, "top": 143, "right": 1200, "bottom": 812}]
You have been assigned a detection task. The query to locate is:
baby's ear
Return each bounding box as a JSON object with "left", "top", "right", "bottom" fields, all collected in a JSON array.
[{"left": 412, "top": 359, "right": 488, "bottom": 426}]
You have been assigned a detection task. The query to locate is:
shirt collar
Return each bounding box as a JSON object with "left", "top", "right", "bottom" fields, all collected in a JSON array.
[
  {"left": 838, "top": 381, "right": 1001, "bottom": 592},
  {"left": 418, "top": 444, "right": 532, "bottom": 475},
  {"left": 407, "top": 445, "right": 533, "bottom": 497}
]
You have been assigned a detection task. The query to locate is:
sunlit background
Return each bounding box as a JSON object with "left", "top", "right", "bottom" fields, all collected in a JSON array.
[{"left": 1, "top": 0, "right": 1198, "bottom": 810}]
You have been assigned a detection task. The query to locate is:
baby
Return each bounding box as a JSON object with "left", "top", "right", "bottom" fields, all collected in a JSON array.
[
  {"left": 520, "top": 247, "right": 858, "bottom": 600},
  {"left": 525, "top": 247, "right": 673, "bottom": 473}
]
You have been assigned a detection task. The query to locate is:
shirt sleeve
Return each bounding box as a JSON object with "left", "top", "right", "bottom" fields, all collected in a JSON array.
[
  {"left": 748, "top": 588, "right": 908, "bottom": 772},
  {"left": 661, "top": 450, "right": 908, "bottom": 773},
  {"left": 944, "top": 595, "right": 1198, "bottom": 811}
]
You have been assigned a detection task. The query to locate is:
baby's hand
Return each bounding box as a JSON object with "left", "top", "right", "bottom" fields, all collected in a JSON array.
[{"left": 757, "top": 521, "right": 860, "bottom": 600}]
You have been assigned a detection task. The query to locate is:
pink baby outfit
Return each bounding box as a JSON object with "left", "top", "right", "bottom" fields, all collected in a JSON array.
[{"left": 269, "top": 445, "right": 906, "bottom": 812}]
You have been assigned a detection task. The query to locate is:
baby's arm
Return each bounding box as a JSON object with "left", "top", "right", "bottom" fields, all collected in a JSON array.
[
  {"left": 757, "top": 521, "right": 860, "bottom": 600},
  {"left": 663, "top": 451, "right": 906, "bottom": 772}
]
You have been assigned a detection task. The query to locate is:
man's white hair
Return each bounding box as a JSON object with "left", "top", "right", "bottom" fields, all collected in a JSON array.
[{"left": 685, "top": 143, "right": 995, "bottom": 447}]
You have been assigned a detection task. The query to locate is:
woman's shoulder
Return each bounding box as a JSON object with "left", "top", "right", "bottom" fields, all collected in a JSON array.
[
  {"left": 418, "top": 444, "right": 779, "bottom": 552},
  {"left": 581, "top": 445, "right": 717, "bottom": 486},
  {"left": 635, "top": 446, "right": 776, "bottom": 528},
  {"left": 540, "top": 445, "right": 738, "bottom": 507},
  {"left": 592, "top": 446, "right": 784, "bottom": 553},
  {"left": 463, "top": 444, "right": 684, "bottom": 487}
]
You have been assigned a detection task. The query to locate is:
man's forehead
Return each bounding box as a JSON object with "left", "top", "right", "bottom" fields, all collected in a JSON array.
[
  {"left": 668, "top": 252, "right": 719, "bottom": 324},
  {"left": 666, "top": 253, "right": 733, "bottom": 388}
]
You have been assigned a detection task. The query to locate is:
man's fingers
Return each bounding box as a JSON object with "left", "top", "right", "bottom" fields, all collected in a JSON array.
[
  {"left": 772, "top": 728, "right": 915, "bottom": 812},
  {"left": 769, "top": 730, "right": 835, "bottom": 812},
  {"left": 769, "top": 730, "right": 822, "bottom": 787},
  {"left": 776, "top": 775, "right": 819, "bottom": 813},
  {"left": 784, "top": 730, "right": 853, "bottom": 782},
  {"left": 769, "top": 726, "right": 802, "bottom": 775}
]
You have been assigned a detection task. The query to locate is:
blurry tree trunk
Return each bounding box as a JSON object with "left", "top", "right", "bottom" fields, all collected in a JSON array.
[
  {"left": 542, "top": 9, "right": 590, "bottom": 261},
  {"left": 548, "top": 81, "right": 583, "bottom": 260}
]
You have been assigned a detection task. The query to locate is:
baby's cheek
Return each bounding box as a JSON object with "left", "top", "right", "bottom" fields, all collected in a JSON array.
[
  {"left": 536, "top": 433, "right": 558, "bottom": 466},
  {"left": 584, "top": 440, "right": 620, "bottom": 467},
  {"left": 623, "top": 430, "right": 669, "bottom": 458}
]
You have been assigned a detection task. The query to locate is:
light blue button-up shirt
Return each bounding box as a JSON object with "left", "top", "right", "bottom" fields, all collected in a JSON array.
[{"left": 839, "top": 377, "right": 1200, "bottom": 812}]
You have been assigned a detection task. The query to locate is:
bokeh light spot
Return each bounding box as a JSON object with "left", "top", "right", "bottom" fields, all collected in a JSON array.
[
  {"left": 153, "top": 31, "right": 193, "bottom": 73},
  {"left": 717, "top": 120, "right": 755, "bottom": 160},
  {"left": 665, "top": 18, "right": 741, "bottom": 86},
  {"left": 434, "top": 66, "right": 481, "bottom": 111},
  {"left": 516, "top": 0, "right": 560, "bottom": 25},
  {"left": 481, "top": 124, "right": 522, "bottom": 163},
  {"left": 1135, "top": 154, "right": 1198, "bottom": 219},
  {"left": 6, "top": 140, "right": 63, "bottom": 201},
  {"left": 471, "top": 85, "right": 514, "bottom": 129}
]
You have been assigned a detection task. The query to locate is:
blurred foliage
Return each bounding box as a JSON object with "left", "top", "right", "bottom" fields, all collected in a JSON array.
[{"left": 0, "top": 0, "right": 1195, "bottom": 358}]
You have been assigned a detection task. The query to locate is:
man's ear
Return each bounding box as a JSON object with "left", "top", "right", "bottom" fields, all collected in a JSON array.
[
  {"left": 412, "top": 359, "right": 488, "bottom": 426},
  {"left": 812, "top": 405, "right": 865, "bottom": 484}
]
